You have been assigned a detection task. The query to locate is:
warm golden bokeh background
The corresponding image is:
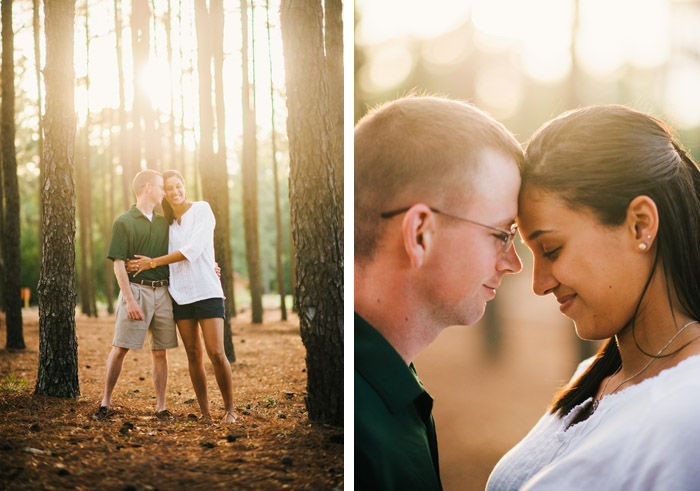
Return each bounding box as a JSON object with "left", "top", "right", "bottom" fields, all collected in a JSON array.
[{"left": 355, "top": 1, "right": 700, "bottom": 488}]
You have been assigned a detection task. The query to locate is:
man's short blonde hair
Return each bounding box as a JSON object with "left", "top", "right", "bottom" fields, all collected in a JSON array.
[
  {"left": 132, "top": 169, "right": 162, "bottom": 197},
  {"left": 354, "top": 95, "right": 524, "bottom": 262}
]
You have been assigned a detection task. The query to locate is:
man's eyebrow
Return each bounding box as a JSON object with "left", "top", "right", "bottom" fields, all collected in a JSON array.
[
  {"left": 526, "top": 229, "right": 554, "bottom": 241},
  {"left": 495, "top": 218, "right": 517, "bottom": 229}
]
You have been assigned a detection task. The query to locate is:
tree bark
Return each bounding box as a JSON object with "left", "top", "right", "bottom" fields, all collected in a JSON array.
[
  {"left": 0, "top": 139, "right": 4, "bottom": 314},
  {"left": 34, "top": 0, "right": 44, "bottom": 260},
  {"left": 36, "top": 0, "right": 79, "bottom": 398},
  {"left": 266, "top": 0, "right": 286, "bottom": 321},
  {"left": 177, "top": 0, "right": 186, "bottom": 177},
  {"left": 77, "top": 1, "right": 97, "bottom": 317},
  {"left": 195, "top": 0, "right": 236, "bottom": 361},
  {"left": 280, "top": 0, "right": 343, "bottom": 426},
  {"left": 2, "top": 0, "right": 25, "bottom": 349},
  {"left": 165, "top": 0, "right": 176, "bottom": 173},
  {"left": 211, "top": 0, "right": 236, "bottom": 319},
  {"left": 324, "top": 0, "right": 343, "bottom": 241},
  {"left": 115, "top": 0, "right": 130, "bottom": 209},
  {"left": 210, "top": 0, "right": 236, "bottom": 357},
  {"left": 103, "top": 115, "right": 115, "bottom": 314},
  {"left": 241, "top": 0, "right": 263, "bottom": 323},
  {"left": 131, "top": 0, "right": 150, "bottom": 172}
]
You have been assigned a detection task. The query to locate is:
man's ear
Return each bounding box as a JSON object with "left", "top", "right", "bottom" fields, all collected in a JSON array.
[
  {"left": 626, "top": 195, "right": 658, "bottom": 252},
  {"left": 402, "top": 204, "right": 436, "bottom": 269}
]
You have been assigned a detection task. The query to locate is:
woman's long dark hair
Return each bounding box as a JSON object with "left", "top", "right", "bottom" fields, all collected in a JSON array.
[
  {"left": 523, "top": 105, "right": 700, "bottom": 416},
  {"left": 161, "top": 169, "right": 186, "bottom": 225}
]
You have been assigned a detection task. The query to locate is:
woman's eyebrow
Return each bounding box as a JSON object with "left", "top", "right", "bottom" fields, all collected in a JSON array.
[{"left": 526, "top": 229, "right": 554, "bottom": 241}]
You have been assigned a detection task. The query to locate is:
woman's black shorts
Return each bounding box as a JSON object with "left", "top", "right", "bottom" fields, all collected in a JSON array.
[{"left": 172, "top": 297, "right": 225, "bottom": 321}]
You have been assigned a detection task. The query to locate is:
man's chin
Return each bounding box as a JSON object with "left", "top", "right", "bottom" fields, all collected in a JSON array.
[{"left": 449, "top": 305, "right": 485, "bottom": 328}]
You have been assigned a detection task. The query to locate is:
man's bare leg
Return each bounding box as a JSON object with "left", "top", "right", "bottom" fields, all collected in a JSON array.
[
  {"left": 100, "top": 346, "right": 130, "bottom": 408},
  {"left": 152, "top": 349, "right": 168, "bottom": 413}
]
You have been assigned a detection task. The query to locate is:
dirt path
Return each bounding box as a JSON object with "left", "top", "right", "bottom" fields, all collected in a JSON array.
[{"left": 0, "top": 309, "right": 343, "bottom": 490}]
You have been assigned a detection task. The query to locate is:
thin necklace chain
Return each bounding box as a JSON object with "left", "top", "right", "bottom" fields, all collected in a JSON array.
[{"left": 595, "top": 319, "right": 700, "bottom": 406}]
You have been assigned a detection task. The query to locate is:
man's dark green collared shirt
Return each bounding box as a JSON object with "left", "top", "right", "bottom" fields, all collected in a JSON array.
[
  {"left": 107, "top": 206, "right": 169, "bottom": 281},
  {"left": 355, "top": 313, "right": 442, "bottom": 490}
]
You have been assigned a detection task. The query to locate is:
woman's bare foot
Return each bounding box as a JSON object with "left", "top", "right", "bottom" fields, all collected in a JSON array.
[{"left": 221, "top": 411, "right": 237, "bottom": 424}]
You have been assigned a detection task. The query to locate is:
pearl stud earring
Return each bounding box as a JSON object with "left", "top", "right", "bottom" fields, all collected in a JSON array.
[{"left": 638, "top": 235, "right": 652, "bottom": 251}]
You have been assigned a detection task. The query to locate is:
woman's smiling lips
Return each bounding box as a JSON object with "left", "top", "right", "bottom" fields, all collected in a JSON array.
[{"left": 556, "top": 293, "right": 576, "bottom": 313}]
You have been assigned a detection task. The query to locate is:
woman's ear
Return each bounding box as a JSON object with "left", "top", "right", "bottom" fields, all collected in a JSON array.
[
  {"left": 626, "top": 195, "right": 659, "bottom": 252},
  {"left": 402, "top": 204, "right": 436, "bottom": 269}
]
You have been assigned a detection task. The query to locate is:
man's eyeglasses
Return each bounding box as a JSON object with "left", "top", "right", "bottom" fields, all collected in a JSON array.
[{"left": 380, "top": 206, "right": 517, "bottom": 254}]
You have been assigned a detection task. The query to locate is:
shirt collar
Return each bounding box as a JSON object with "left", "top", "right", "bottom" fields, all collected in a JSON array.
[
  {"left": 355, "top": 312, "right": 433, "bottom": 414},
  {"left": 129, "top": 205, "right": 163, "bottom": 219}
]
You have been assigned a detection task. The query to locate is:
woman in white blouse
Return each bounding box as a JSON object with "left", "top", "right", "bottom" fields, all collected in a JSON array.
[
  {"left": 131, "top": 170, "right": 236, "bottom": 424},
  {"left": 487, "top": 106, "right": 700, "bottom": 490}
]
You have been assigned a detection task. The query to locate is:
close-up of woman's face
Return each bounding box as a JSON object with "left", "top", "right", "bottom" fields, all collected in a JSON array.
[
  {"left": 164, "top": 176, "right": 187, "bottom": 206},
  {"left": 517, "top": 187, "right": 651, "bottom": 341}
]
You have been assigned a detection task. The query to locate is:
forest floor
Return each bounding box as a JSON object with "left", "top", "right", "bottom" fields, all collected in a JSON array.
[{"left": 0, "top": 308, "right": 343, "bottom": 490}]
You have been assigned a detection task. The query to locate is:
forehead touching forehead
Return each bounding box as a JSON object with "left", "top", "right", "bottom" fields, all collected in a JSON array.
[{"left": 354, "top": 95, "right": 523, "bottom": 260}]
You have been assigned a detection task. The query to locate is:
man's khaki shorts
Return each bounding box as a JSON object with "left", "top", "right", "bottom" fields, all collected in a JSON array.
[{"left": 113, "top": 283, "right": 178, "bottom": 350}]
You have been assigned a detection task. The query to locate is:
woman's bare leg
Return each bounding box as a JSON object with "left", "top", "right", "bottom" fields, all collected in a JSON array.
[
  {"left": 177, "top": 319, "right": 211, "bottom": 419},
  {"left": 200, "top": 317, "right": 236, "bottom": 423}
]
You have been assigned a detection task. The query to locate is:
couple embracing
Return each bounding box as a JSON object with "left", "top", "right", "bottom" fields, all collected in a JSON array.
[
  {"left": 94, "top": 169, "right": 236, "bottom": 424},
  {"left": 355, "top": 97, "right": 700, "bottom": 489}
]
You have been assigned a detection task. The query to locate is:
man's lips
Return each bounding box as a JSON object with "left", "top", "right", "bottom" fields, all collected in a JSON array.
[{"left": 483, "top": 284, "right": 499, "bottom": 300}]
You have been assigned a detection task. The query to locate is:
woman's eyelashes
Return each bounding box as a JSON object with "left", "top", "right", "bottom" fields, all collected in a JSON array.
[{"left": 542, "top": 245, "right": 561, "bottom": 260}]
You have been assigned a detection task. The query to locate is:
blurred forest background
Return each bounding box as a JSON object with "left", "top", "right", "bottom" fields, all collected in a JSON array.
[
  {"left": 4, "top": 0, "right": 293, "bottom": 316},
  {"left": 355, "top": 0, "right": 700, "bottom": 489}
]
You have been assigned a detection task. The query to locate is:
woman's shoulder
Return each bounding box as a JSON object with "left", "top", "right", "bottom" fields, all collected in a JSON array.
[
  {"left": 626, "top": 355, "right": 700, "bottom": 440},
  {"left": 192, "top": 200, "right": 211, "bottom": 209},
  {"left": 650, "top": 354, "right": 700, "bottom": 408},
  {"left": 192, "top": 201, "right": 214, "bottom": 215}
]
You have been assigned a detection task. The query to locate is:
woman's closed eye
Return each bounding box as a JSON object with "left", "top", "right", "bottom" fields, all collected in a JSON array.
[{"left": 542, "top": 246, "right": 561, "bottom": 260}]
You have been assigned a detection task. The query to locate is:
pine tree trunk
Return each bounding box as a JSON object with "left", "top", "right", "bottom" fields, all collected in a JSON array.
[
  {"left": 36, "top": 0, "right": 79, "bottom": 398},
  {"left": 165, "top": 0, "right": 176, "bottom": 174},
  {"left": 266, "top": 0, "right": 286, "bottom": 321},
  {"left": 211, "top": 0, "right": 236, "bottom": 318},
  {"left": 210, "top": 0, "right": 236, "bottom": 357},
  {"left": 177, "top": 0, "right": 186, "bottom": 177},
  {"left": 0, "top": 151, "right": 4, "bottom": 314},
  {"left": 280, "top": 0, "right": 343, "bottom": 426},
  {"left": 324, "top": 0, "right": 343, "bottom": 243},
  {"left": 2, "top": 0, "right": 25, "bottom": 350},
  {"left": 115, "top": 0, "right": 130, "bottom": 209},
  {"left": 141, "top": 1, "right": 158, "bottom": 169},
  {"left": 77, "top": 5, "right": 97, "bottom": 317},
  {"left": 77, "top": 132, "right": 93, "bottom": 316},
  {"left": 34, "top": 0, "right": 44, "bottom": 262},
  {"left": 241, "top": 0, "right": 263, "bottom": 323},
  {"left": 290, "top": 230, "right": 297, "bottom": 312},
  {"left": 103, "top": 119, "right": 115, "bottom": 315},
  {"left": 194, "top": 0, "right": 236, "bottom": 360},
  {"left": 131, "top": 0, "right": 149, "bottom": 173}
]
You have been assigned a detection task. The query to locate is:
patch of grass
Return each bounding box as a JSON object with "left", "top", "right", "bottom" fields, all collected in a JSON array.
[
  {"left": 1, "top": 373, "right": 28, "bottom": 392},
  {"left": 262, "top": 395, "right": 277, "bottom": 406}
]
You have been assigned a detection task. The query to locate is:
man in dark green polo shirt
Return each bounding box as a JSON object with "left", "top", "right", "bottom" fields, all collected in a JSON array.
[
  {"left": 354, "top": 96, "right": 524, "bottom": 489},
  {"left": 94, "top": 169, "right": 177, "bottom": 421}
]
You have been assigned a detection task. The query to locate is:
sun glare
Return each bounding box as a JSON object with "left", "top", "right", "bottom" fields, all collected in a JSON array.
[
  {"left": 355, "top": 0, "right": 472, "bottom": 45},
  {"left": 139, "top": 60, "right": 173, "bottom": 114},
  {"left": 360, "top": 42, "right": 415, "bottom": 93}
]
